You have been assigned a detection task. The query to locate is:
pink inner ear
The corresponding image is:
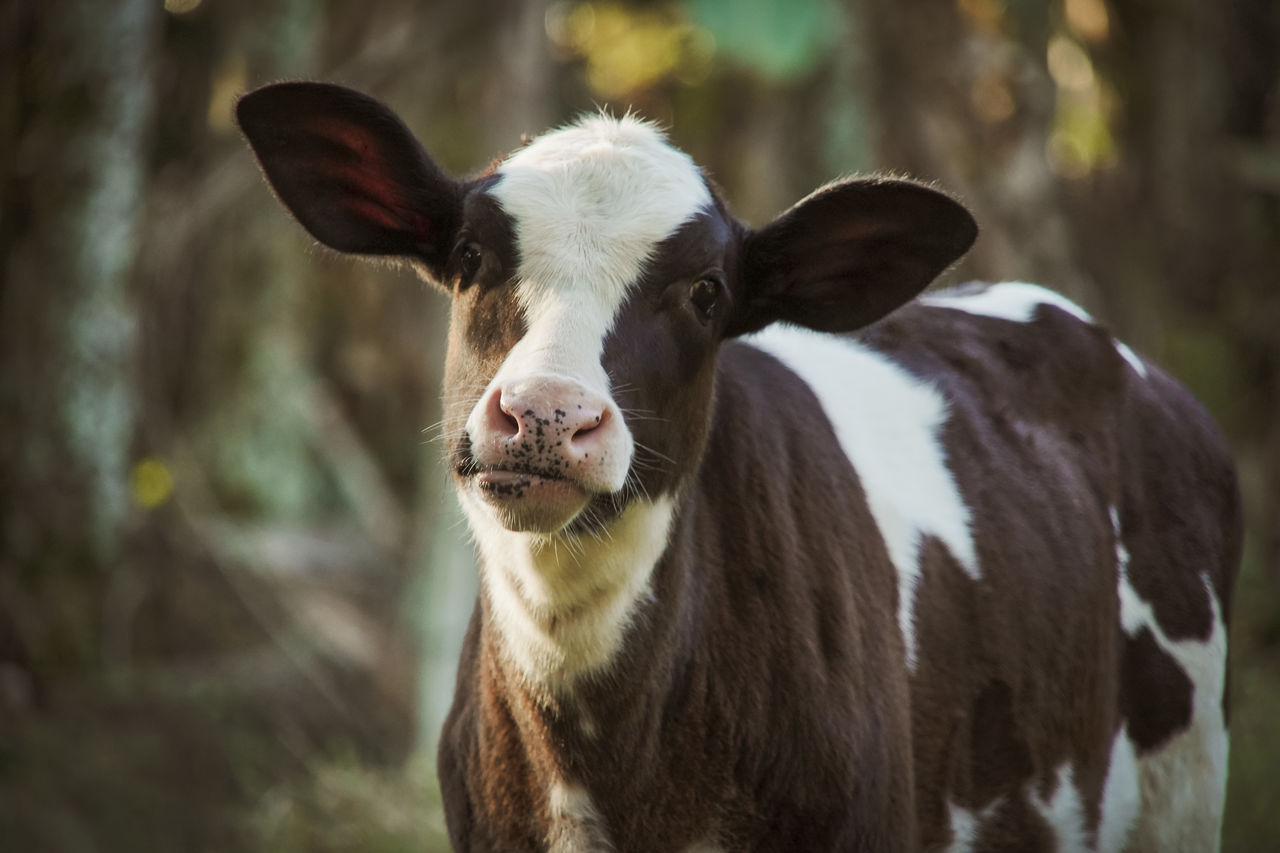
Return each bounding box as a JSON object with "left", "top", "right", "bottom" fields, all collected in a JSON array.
[
  {"left": 304, "top": 116, "right": 432, "bottom": 239},
  {"left": 339, "top": 196, "right": 412, "bottom": 233}
]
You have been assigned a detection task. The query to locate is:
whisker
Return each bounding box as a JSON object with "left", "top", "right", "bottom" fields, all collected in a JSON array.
[
  {"left": 423, "top": 430, "right": 468, "bottom": 445},
  {"left": 431, "top": 421, "right": 466, "bottom": 432},
  {"left": 629, "top": 475, "right": 652, "bottom": 505},
  {"left": 561, "top": 527, "right": 585, "bottom": 558},
  {"left": 590, "top": 511, "right": 614, "bottom": 543},
  {"left": 632, "top": 440, "right": 676, "bottom": 467}
]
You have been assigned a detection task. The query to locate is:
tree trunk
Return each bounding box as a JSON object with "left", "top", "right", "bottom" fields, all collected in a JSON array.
[{"left": 0, "top": 0, "right": 157, "bottom": 672}]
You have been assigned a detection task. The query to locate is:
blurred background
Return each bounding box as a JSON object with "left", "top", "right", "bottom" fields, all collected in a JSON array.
[{"left": 1, "top": 0, "right": 1277, "bottom": 849}]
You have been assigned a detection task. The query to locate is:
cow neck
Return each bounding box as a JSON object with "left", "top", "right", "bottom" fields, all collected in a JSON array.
[
  {"left": 467, "top": 493, "right": 679, "bottom": 701},
  {"left": 464, "top": 495, "right": 698, "bottom": 839}
]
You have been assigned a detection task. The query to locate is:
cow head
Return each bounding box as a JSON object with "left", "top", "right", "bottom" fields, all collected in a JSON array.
[{"left": 237, "top": 83, "right": 976, "bottom": 540}]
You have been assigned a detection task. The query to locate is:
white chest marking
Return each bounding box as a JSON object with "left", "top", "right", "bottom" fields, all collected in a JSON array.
[
  {"left": 463, "top": 493, "right": 676, "bottom": 693},
  {"left": 746, "top": 324, "right": 977, "bottom": 670},
  {"left": 920, "top": 281, "right": 1149, "bottom": 378}
]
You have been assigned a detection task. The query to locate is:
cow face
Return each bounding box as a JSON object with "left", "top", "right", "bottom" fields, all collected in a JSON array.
[
  {"left": 439, "top": 117, "right": 730, "bottom": 536},
  {"left": 237, "top": 83, "right": 977, "bottom": 539}
]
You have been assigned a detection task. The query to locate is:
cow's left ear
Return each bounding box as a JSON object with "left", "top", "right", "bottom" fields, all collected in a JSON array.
[
  {"left": 728, "top": 178, "right": 977, "bottom": 337},
  {"left": 236, "top": 82, "right": 463, "bottom": 283}
]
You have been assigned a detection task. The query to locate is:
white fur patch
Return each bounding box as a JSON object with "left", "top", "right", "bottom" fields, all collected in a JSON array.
[
  {"left": 462, "top": 493, "right": 676, "bottom": 693},
  {"left": 944, "top": 802, "right": 979, "bottom": 853},
  {"left": 1029, "top": 762, "right": 1089, "bottom": 852},
  {"left": 944, "top": 799, "right": 997, "bottom": 853},
  {"left": 921, "top": 282, "right": 1148, "bottom": 378},
  {"left": 746, "top": 324, "right": 977, "bottom": 670},
  {"left": 495, "top": 115, "right": 710, "bottom": 313},
  {"left": 1114, "top": 342, "right": 1148, "bottom": 378},
  {"left": 1111, "top": 508, "right": 1230, "bottom": 851},
  {"left": 1125, "top": 585, "right": 1229, "bottom": 851},
  {"left": 1096, "top": 725, "right": 1141, "bottom": 852},
  {"left": 948, "top": 744, "right": 1137, "bottom": 853},
  {"left": 548, "top": 781, "right": 612, "bottom": 852},
  {"left": 920, "top": 281, "right": 1092, "bottom": 324},
  {"left": 485, "top": 115, "right": 710, "bottom": 441}
]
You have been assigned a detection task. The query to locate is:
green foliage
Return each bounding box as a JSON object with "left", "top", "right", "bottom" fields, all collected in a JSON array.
[{"left": 688, "top": 0, "right": 841, "bottom": 80}]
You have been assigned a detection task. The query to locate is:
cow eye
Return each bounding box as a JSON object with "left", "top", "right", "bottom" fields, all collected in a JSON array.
[
  {"left": 689, "top": 278, "right": 719, "bottom": 320},
  {"left": 458, "top": 243, "right": 483, "bottom": 287}
]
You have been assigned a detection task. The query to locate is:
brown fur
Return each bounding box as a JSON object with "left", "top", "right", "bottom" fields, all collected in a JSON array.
[
  {"left": 235, "top": 82, "right": 1241, "bottom": 852},
  {"left": 440, "top": 342, "right": 919, "bottom": 851}
]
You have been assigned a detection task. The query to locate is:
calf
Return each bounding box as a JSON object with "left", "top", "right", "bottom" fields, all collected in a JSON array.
[{"left": 238, "top": 83, "right": 1241, "bottom": 852}]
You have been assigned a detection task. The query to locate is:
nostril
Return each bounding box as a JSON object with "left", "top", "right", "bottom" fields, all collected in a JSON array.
[
  {"left": 487, "top": 388, "right": 521, "bottom": 439},
  {"left": 570, "top": 408, "right": 606, "bottom": 440}
]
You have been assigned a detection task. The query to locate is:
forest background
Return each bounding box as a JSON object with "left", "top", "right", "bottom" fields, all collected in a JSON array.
[{"left": 2, "top": 0, "right": 1277, "bottom": 849}]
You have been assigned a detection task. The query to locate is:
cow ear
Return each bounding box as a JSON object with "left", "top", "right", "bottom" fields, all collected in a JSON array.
[
  {"left": 728, "top": 179, "right": 977, "bottom": 336},
  {"left": 236, "top": 81, "right": 463, "bottom": 282}
]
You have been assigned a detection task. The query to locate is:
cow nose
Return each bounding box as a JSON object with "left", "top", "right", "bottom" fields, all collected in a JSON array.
[
  {"left": 481, "top": 384, "right": 607, "bottom": 447},
  {"left": 471, "top": 377, "right": 626, "bottom": 484}
]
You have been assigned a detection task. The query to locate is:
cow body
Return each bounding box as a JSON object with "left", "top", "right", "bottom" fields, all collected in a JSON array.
[{"left": 238, "top": 84, "right": 1240, "bottom": 852}]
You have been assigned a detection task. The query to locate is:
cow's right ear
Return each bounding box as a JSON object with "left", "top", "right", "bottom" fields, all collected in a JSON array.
[
  {"left": 728, "top": 178, "right": 976, "bottom": 337},
  {"left": 236, "top": 82, "right": 462, "bottom": 283}
]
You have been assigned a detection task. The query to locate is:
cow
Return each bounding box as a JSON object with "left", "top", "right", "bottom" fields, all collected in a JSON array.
[{"left": 237, "top": 82, "right": 1241, "bottom": 852}]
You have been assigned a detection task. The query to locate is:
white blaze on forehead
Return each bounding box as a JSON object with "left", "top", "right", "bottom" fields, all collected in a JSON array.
[{"left": 488, "top": 114, "right": 712, "bottom": 386}]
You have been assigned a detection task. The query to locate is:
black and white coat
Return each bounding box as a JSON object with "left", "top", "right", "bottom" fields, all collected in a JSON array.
[{"left": 239, "top": 83, "right": 1240, "bottom": 853}]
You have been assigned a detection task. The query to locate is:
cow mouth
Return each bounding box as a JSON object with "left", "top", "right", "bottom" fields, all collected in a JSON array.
[
  {"left": 475, "top": 468, "right": 583, "bottom": 500},
  {"left": 452, "top": 442, "right": 631, "bottom": 535},
  {"left": 460, "top": 464, "right": 591, "bottom": 534}
]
